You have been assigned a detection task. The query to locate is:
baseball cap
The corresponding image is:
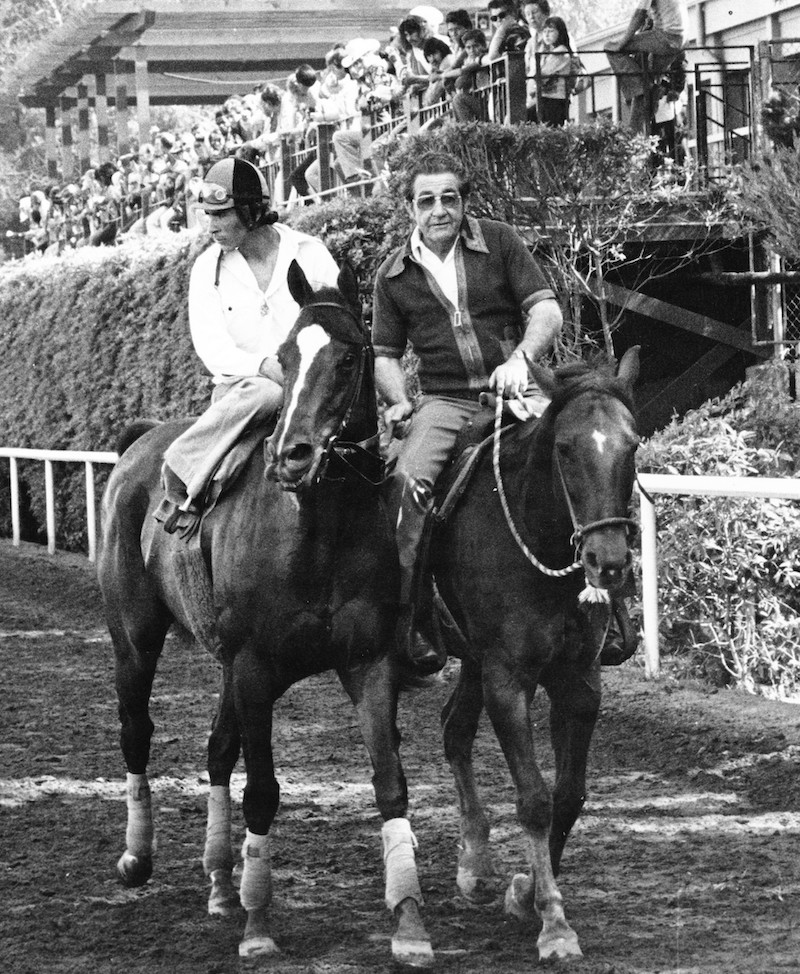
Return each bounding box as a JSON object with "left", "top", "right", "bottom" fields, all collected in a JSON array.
[{"left": 199, "top": 157, "right": 269, "bottom": 212}]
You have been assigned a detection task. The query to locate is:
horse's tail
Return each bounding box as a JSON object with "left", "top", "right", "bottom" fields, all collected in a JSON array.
[{"left": 115, "top": 419, "right": 161, "bottom": 457}]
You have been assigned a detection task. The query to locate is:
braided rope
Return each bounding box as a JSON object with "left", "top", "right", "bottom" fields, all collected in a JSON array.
[{"left": 492, "top": 396, "right": 582, "bottom": 578}]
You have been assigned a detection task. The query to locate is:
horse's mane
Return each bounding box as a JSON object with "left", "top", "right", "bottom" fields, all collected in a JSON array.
[{"left": 547, "top": 357, "right": 636, "bottom": 417}]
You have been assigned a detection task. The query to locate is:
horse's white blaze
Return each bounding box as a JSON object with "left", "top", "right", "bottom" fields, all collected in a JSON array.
[
  {"left": 275, "top": 324, "right": 331, "bottom": 456},
  {"left": 592, "top": 429, "right": 608, "bottom": 454}
]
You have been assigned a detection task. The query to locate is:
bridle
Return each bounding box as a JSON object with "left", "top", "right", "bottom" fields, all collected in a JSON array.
[
  {"left": 292, "top": 302, "right": 385, "bottom": 489},
  {"left": 491, "top": 392, "right": 638, "bottom": 582}
]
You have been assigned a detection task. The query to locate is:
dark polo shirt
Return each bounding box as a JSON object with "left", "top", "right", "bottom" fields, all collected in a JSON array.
[{"left": 373, "top": 216, "right": 554, "bottom": 401}]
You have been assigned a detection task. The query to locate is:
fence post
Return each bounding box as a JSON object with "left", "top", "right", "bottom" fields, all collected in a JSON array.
[
  {"left": 504, "top": 51, "right": 527, "bottom": 124},
  {"left": 44, "top": 459, "right": 56, "bottom": 555},
  {"left": 85, "top": 461, "right": 98, "bottom": 563},
  {"left": 638, "top": 486, "right": 660, "bottom": 678},
  {"left": 316, "top": 122, "right": 336, "bottom": 193},
  {"left": 9, "top": 457, "right": 20, "bottom": 548}
]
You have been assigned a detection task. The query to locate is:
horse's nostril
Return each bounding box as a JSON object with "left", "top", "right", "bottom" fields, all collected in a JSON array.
[
  {"left": 586, "top": 552, "right": 598, "bottom": 568},
  {"left": 285, "top": 443, "right": 313, "bottom": 466}
]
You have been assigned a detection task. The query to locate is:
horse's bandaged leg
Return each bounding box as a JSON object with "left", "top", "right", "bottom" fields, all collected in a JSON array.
[
  {"left": 239, "top": 830, "right": 272, "bottom": 911},
  {"left": 203, "top": 785, "right": 233, "bottom": 875},
  {"left": 125, "top": 772, "right": 154, "bottom": 858},
  {"left": 382, "top": 818, "right": 423, "bottom": 911}
]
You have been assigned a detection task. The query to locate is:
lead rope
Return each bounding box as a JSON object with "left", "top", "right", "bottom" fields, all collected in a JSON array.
[{"left": 491, "top": 396, "right": 610, "bottom": 603}]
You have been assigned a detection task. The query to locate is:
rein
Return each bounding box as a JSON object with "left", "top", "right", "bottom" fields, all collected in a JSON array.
[{"left": 491, "top": 394, "right": 637, "bottom": 595}]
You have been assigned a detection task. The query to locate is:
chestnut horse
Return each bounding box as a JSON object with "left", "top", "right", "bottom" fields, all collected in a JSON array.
[
  {"left": 428, "top": 348, "right": 640, "bottom": 962},
  {"left": 98, "top": 262, "right": 432, "bottom": 966}
]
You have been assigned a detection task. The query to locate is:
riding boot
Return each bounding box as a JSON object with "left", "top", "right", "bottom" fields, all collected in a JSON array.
[
  {"left": 396, "top": 511, "right": 447, "bottom": 677},
  {"left": 599, "top": 598, "right": 640, "bottom": 666}
]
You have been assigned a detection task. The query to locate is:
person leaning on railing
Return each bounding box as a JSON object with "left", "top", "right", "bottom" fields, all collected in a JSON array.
[{"left": 604, "top": 0, "right": 687, "bottom": 136}]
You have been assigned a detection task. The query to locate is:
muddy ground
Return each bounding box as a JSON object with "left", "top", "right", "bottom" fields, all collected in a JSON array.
[{"left": 3, "top": 539, "right": 800, "bottom": 974}]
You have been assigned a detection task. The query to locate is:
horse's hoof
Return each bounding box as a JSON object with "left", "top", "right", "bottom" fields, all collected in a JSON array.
[
  {"left": 208, "top": 869, "right": 240, "bottom": 916},
  {"left": 537, "top": 928, "right": 583, "bottom": 962},
  {"left": 117, "top": 851, "right": 153, "bottom": 887},
  {"left": 456, "top": 867, "right": 499, "bottom": 904},
  {"left": 391, "top": 934, "right": 435, "bottom": 968},
  {"left": 504, "top": 873, "right": 535, "bottom": 922},
  {"left": 238, "top": 935, "right": 280, "bottom": 959}
]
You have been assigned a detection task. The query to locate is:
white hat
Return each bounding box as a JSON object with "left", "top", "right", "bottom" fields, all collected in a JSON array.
[
  {"left": 409, "top": 5, "right": 444, "bottom": 29},
  {"left": 341, "top": 37, "right": 381, "bottom": 69}
]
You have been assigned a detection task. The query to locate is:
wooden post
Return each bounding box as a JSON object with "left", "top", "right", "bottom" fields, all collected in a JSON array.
[
  {"left": 9, "top": 457, "right": 20, "bottom": 548},
  {"left": 44, "top": 104, "right": 59, "bottom": 179},
  {"left": 504, "top": 51, "right": 526, "bottom": 124},
  {"left": 95, "top": 73, "right": 110, "bottom": 163},
  {"left": 134, "top": 57, "right": 152, "bottom": 145},
  {"left": 316, "top": 122, "right": 335, "bottom": 193},
  {"left": 280, "top": 135, "right": 294, "bottom": 202},
  {"left": 77, "top": 83, "right": 91, "bottom": 173},
  {"left": 59, "top": 95, "right": 75, "bottom": 181},
  {"left": 115, "top": 70, "right": 130, "bottom": 157}
]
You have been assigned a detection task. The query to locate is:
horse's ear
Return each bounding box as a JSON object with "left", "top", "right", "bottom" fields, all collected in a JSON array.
[
  {"left": 287, "top": 259, "right": 315, "bottom": 307},
  {"left": 616, "top": 345, "right": 640, "bottom": 391},
  {"left": 527, "top": 358, "right": 558, "bottom": 399},
  {"left": 337, "top": 260, "right": 360, "bottom": 312}
]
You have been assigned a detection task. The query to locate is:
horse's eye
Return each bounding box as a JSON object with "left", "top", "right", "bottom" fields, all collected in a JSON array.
[{"left": 341, "top": 352, "right": 357, "bottom": 367}]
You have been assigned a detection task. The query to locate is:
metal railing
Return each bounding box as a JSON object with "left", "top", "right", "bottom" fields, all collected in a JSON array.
[{"left": 0, "top": 447, "right": 118, "bottom": 562}]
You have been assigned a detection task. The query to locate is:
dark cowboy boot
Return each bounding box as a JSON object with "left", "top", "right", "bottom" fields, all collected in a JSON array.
[
  {"left": 600, "top": 598, "right": 640, "bottom": 666},
  {"left": 396, "top": 511, "right": 447, "bottom": 678}
]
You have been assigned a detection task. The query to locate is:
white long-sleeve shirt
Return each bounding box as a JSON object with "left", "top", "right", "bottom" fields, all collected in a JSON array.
[{"left": 188, "top": 223, "right": 340, "bottom": 383}]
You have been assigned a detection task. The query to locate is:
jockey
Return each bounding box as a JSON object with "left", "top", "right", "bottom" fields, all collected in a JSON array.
[{"left": 154, "top": 156, "right": 339, "bottom": 537}]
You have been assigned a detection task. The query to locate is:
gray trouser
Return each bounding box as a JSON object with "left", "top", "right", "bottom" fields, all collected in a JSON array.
[
  {"left": 164, "top": 374, "right": 283, "bottom": 503},
  {"left": 385, "top": 396, "right": 485, "bottom": 605}
]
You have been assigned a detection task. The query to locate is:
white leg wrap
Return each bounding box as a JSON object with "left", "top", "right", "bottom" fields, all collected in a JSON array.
[
  {"left": 382, "top": 817, "right": 423, "bottom": 912},
  {"left": 203, "top": 785, "right": 233, "bottom": 876},
  {"left": 239, "top": 830, "right": 272, "bottom": 911},
  {"left": 125, "top": 773, "right": 154, "bottom": 858}
]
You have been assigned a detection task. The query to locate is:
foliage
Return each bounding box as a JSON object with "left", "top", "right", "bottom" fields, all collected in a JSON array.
[
  {"left": 639, "top": 360, "right": 800, "bottom": 699},
  {"left": 384, "top": 121, "right": 741, "bottom": 358},
  {"left": 0, "top": 231, "right": 209, "bottom": 548},
  {"left": 735, "top": 89, "right": 800, "bottom": 265}
]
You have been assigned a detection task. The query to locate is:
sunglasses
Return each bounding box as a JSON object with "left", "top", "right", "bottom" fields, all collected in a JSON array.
[
  {"left": 490, "top": 12, "right": 510, "bottom": 20},
  {"left": 199, "top": 182, "right": 232, "bottom": 205},
  {"left": 414, "top": 191, "right": 462, "bottom": 211}
]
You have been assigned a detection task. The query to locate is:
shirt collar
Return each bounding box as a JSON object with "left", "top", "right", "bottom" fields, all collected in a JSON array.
[{"left": 385, "top": 215, "right": 489, "bottom": 278}]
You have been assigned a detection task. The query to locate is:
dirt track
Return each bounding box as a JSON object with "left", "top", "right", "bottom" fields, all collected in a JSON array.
[{"left": 3, "top": 539, "right": 800, "bottom": 974}]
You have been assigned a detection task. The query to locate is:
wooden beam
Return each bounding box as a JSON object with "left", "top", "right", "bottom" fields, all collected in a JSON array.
[
  {"left": 76, "top": 83, "right": 91, "bottom": 173},
  {"left": 602, "top": 282, "right": 769, "bottom": 357},
  {"left": 115, "top": 76, "right": 130, "bottom": 156},
  {"left": 44, "top": 104, "right": 59, "bottom": 179},
  {"left": 94, "top": 73, "right": 110, "bottom": 163},
  {"left": 639, "top": 345, "right": 741, "bottom": 431},
  {"left": 59, "top": 95, "right": 75, "bottom": 181},
  {"left": 689, "top": 270, "right": 800, "bottom": 286},
  {"left": 134, "top": 58, "right": 152, "bottom": 144}
]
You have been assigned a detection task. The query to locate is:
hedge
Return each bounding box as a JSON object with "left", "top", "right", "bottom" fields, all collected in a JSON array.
[{"left": 0, "top": 121, "right": 739, "bottom": 552}]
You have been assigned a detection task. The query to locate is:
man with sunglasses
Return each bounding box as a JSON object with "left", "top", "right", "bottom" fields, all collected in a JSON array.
[
  {"left": 372, "top": 151, "right": 561, "bottom": 673},
  {"left": 154, "top": 156, "right": 339, "bottom": 537},
  {"left": 485, "top": 0, "right": 530, "bottom": 62}
]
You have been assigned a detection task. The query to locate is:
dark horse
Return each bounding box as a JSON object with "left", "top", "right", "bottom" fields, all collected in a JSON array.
[
  {"left": 428, "top": 348, "right": 640, "bottom": 962},
  {"left": 98, "top": 262, "right": 432, "bottom": 965}
]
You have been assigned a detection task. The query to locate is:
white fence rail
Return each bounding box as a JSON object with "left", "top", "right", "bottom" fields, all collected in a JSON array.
[
  {"left": 3, "top": 451, "right": 800, "bottom": 667},
  {"left": 0, "top": 448, "right": 118, "bottom": 563},
  {"left": 637, "top": 473, "right": 800, "bottom": 678}
]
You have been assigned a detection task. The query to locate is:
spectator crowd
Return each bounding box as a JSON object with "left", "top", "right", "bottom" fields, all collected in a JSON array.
[{"left": 12, "top": 0, "right": 688, "bottom": 259}]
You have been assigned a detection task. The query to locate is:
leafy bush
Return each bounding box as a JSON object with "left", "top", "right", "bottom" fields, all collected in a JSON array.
[{"left": 639, "top": 360, "right": 800, "bottom": 698}]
